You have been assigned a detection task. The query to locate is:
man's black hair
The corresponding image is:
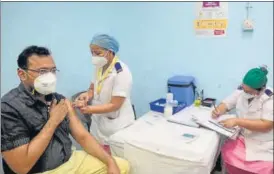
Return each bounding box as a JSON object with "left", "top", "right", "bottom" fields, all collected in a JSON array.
[{"left": 17, "top": 45, "right": 51, "bottom": 69}]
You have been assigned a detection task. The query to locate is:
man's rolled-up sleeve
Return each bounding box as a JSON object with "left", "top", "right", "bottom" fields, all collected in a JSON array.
[{"left": 1, "top": 103, "right": 30, "bottom": 152}]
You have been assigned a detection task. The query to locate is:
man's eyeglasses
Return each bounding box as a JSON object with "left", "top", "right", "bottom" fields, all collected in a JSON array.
[{"left": 24, "top": 68, "right": 59, "bottom": 75}]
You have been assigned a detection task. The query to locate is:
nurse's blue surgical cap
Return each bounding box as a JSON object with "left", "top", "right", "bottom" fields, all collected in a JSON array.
[{"left": 90, "top": 34, "right": 119, "bottom": 54}]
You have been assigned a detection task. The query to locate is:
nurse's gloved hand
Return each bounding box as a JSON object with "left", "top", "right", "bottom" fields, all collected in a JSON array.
[
  {"left": 79, "top": 106, "right": 93, "bottom": 114},
  {"left": 72, "top": 100, "right": 87, "bottom": 109}
]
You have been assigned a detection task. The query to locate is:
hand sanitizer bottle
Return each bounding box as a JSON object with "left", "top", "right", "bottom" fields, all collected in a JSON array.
[{"left": 164, "top": 93, "right": 173, "bottom": 117}]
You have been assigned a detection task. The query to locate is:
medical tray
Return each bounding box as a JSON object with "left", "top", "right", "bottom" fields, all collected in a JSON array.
[{"left": 149, "top": 98, "right": 187, "bottom": 115}]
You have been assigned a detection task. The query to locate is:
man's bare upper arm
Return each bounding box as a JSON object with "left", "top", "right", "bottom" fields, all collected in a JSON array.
[{"left": 68, "top": 111, "right": 90, "bottom": 143}]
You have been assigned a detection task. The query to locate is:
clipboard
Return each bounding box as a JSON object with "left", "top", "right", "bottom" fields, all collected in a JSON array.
[{"left": 192, "top": 116, "right": 240, "bottom": 139}]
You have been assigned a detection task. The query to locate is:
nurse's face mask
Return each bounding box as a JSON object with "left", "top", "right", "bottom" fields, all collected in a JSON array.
[
  {"left": 242, "top": 84, "right": 261, "bottom": 99},
  {"left": 243, "top": 92, "right": 256, "bottom": 99},
  {"left": 91, "top": 48, "right": 109, "bottom": 68}
]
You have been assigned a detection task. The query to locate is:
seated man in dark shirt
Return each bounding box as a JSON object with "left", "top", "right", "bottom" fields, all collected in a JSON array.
[{"left": 1, "top": 46, "right": 129, "bottom": 174}]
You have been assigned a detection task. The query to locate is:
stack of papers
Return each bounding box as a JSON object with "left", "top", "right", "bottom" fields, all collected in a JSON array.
[
  {"left": 167, "top": 106, "right": 213, "bottom": 128},
  {"left": 167, "top": 106, "right": 240, "bottom": 138},
  {"left": 192, "top": 114, "right": 240, "bottom": 139}
]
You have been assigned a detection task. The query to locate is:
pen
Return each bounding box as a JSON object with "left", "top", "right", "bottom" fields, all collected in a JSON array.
[{"left": 213, "top": 103, "right": 217, "bottom": 110}]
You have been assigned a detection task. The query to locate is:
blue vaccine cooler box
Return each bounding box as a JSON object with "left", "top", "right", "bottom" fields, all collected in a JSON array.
[{"left": 167, "top": 75, "right": 196, "bottom": 106}]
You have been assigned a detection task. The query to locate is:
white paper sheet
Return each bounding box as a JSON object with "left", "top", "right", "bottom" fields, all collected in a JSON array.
[
  {"left": 167, "top": 106, "right": 212, "bottom": 128},
  {"left": 192, "top": 114, "right": 240, "bottom": 138}
]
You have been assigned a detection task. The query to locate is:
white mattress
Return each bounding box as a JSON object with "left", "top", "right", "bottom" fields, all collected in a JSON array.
[{"left": 109, "top": 112, "right": 221, "bottom": 174}]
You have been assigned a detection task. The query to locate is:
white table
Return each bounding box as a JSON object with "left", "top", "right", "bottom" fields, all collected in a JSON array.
[{"left": 109, "top": 110, "right": 221, "bottom": 174}]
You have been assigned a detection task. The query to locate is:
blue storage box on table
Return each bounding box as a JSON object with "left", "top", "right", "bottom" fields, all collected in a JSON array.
[
  {"left": 149, "top": 98, "right": 187, "bottom": 115},
  {"left": 167, "top": 75, "right": 196, "bottom": 106}
]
